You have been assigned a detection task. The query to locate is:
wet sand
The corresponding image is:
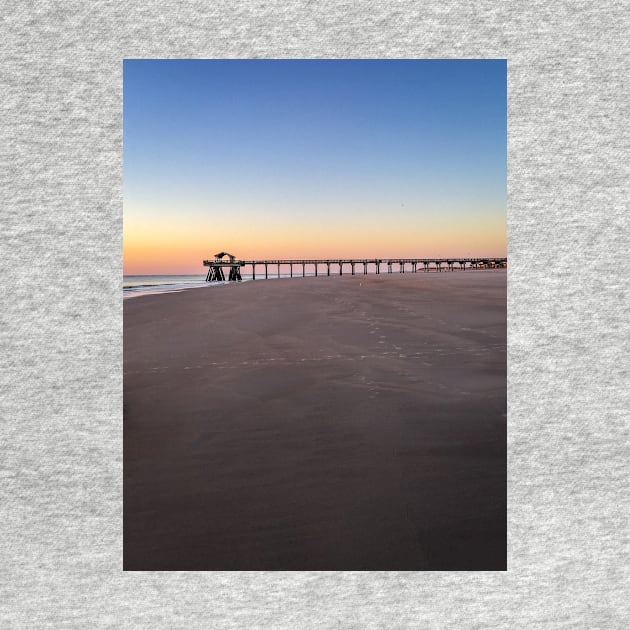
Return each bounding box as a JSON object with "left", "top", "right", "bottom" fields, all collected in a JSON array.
[{"left": 124, "top": 271, "right": 506, "bottom": 570}]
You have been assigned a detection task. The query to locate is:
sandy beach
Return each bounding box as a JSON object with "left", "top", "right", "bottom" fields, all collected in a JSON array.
[{"left": 124, "top": 271, "right": 506, "bottom": 570}]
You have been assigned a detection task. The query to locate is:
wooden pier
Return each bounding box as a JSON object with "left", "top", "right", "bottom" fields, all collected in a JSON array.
[{"left": 204, "top": 252, "right": 507, "bottom": 282}]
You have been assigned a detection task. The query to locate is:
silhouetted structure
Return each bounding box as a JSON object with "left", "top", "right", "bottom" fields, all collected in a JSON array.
[
  {"left": 205, "top": 252, "right": 242, "bottom": 282},
  {"left": 204, "top": 254, "right": 507, "bottom": 282}
]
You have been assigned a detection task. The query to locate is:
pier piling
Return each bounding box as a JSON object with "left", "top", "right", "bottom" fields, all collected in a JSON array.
[{"left": 203, "top": 254, "right": 507, "bottom": 282}]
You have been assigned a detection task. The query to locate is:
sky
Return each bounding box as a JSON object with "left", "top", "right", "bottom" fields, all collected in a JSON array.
[{"left": 123, "top": 59, "right": 506, "bottom": 274}]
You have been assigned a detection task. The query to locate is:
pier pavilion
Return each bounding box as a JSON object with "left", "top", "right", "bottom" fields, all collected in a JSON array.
[{"left": 204, "top": 252, "right": 242, "bottom": 282}]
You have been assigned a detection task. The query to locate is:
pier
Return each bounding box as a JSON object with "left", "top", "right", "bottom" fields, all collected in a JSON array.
[{"left": 204, "top": 253, "right": 507, "bottom": 282}]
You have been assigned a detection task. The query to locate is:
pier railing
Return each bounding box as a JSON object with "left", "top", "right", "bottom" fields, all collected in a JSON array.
[{"left": 203, "top": 257, "right": 507, "bottom": 282}]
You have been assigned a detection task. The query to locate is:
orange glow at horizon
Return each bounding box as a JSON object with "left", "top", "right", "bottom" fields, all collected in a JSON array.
[{"left": 124, "top": 212, "right": 506, "bottom": 275}]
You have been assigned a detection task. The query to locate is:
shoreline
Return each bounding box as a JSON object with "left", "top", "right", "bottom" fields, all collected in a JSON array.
[
  {"left": 124, "top": 270, "right": 506, "bottom": 570},
  {"left": 123, "top": 268, "right": 507, "bottom": 299}
]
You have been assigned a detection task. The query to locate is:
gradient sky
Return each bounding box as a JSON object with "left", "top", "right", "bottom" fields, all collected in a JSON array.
[{"left": 124, "top": 59, "right": 506, "bottom": 274}]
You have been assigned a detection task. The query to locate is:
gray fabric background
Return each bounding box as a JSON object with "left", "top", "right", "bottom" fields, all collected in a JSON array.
[{"left": 1, "top": 1, "right": 629, "bottom": 627}]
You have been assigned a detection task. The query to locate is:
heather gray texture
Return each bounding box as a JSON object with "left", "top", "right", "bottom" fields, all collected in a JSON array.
[{"left": 1, "top": 1, "right": 629, "bottom": 628}]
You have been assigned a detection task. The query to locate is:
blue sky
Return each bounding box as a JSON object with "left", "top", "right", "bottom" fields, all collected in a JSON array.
[{"left": 124, "top": 59, "right": 506, "bottom": 272}]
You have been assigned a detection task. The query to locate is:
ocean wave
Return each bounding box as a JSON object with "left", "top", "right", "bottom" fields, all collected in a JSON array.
[{"left": 123, "top": 281, "right": 227, "bottom": 299}]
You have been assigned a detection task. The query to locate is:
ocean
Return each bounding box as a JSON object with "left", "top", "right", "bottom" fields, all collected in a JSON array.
[{"left": 123, "top": 273, "right": 322, "bottom": 298}]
